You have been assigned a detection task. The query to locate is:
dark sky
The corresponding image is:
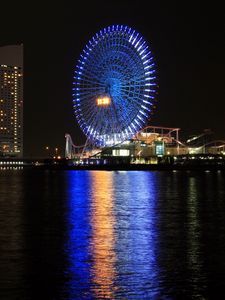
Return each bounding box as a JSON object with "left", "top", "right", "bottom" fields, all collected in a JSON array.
[{"left": 1, "top": 1, "right": 225, "bottom": 158}]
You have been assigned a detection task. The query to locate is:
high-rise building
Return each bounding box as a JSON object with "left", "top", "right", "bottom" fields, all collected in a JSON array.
[{"left": 0, "top": 45, "right": 23, "bottom": 157}]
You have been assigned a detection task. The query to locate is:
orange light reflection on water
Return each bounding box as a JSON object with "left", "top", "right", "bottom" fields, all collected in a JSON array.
[{"left": 90, "top": 171, "right": 116, "bottom": 299}]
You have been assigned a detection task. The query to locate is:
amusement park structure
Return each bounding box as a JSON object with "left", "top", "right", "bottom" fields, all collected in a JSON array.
[
  {"left": 65, "top": 125, "right": 182, "bottom": 160},
  {"left": 65, "top": 126, "right": 225, "bottom": 161},
  {"left": 72, "top": 25, "right": 156, "bottom": 146},
  {"left": 65, "top": 25, "right": 225, "bottom": 163}
]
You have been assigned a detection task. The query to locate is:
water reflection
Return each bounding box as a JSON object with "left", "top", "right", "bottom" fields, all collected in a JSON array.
[
  {"left": 65, "top": 171, "right": 161, "bottom": 299},
  {"left": 0, "top": 171, "right": 26, "bottom": 299},
  {"left": 113, "top": 171, "right": 160, "bottom": 299},
  {"left": 187, "top": 176, "right": 204, "bottom": 297},
  {"left": 1, "top": 170, "right": 225, "bottom": 299},
  {"left": 65, "top": 171, "right": 92, "bottom": 299},
  {"left": 90, "top": 171, "right": 116, "bottom": 299}
]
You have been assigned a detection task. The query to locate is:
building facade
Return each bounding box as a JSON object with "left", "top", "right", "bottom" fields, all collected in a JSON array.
[{"left": 0, "top": 45, "right": 23, "bottom": 157}]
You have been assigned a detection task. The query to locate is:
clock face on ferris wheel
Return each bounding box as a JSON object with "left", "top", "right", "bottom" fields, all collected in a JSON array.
[{"left": 73, "top": 25, "right": 157, "bottom": 147}]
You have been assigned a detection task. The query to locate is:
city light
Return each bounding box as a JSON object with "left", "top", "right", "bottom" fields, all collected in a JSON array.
[
  {"left": 0, "top": 46, "right": 23, "bottom": 157},
  {"left": 96, "top": 96, "right": 111, "bottom": 106}
]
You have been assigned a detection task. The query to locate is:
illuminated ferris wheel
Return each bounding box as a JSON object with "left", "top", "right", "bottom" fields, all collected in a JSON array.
[{"left": 73, "top": 25, "right": 157, "bottom": 147}]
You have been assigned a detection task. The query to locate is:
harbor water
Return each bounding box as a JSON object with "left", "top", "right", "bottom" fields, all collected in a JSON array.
[{"left": 0, "top": 170, "right": 225, "bottom": 299}]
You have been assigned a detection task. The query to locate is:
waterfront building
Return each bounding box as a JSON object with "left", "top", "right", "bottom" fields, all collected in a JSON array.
[{"left": 0, "top": 45, "right": 23, "bottom": 157}]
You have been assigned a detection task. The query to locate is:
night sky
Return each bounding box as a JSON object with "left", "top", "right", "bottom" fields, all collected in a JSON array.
[{"left": 1, "top": 2, "right": 224, "bottom": 158}]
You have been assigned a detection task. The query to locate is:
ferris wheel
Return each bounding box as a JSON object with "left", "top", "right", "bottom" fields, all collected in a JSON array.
[{"left": 73, "top": 25, "right": 157, "bottom": 147}]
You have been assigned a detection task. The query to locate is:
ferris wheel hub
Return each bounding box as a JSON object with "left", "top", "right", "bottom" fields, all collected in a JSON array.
[{"left": 96, "top": 96, "right": 111, "bottom": 106}]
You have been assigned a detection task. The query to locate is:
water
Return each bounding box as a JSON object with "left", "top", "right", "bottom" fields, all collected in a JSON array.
[{"left": 0, "top": 170, "right": 225, "bottom": 299}]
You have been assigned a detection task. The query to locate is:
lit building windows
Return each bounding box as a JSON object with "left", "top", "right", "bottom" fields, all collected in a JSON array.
[{"left": 0, "top": 45, "right": 23, "bottom": 157}]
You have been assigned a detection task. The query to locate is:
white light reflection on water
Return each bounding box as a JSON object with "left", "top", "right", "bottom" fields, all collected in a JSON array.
[
  {"left": 113, "top": 171, "right": 161, "bottom": 299},
  {"left": 187, "top": 176, "right": 205, "bottom": 297}
]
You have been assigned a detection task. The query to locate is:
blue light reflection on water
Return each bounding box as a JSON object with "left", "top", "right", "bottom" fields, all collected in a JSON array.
[
  {"left": 1, "top": 170, "right": 225, "bottom": 299},
  {"left": 64, "top": 171, "right": 92, "bottom": 299},
  {"left": 64, "top": 170, "right": 161, "bottom": 299},
  {"left": 113, "top": 171, "right": 161, "bottom": 299}
]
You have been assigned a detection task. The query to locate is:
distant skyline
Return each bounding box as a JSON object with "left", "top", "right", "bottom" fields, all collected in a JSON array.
[{"left": 1, "top": 2, "right": 224, "bottom": 157}]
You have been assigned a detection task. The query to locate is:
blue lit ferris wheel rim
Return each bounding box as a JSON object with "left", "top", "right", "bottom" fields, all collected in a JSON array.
[{"left": 73, "top": 25, "right": 157, "bottom": 147}]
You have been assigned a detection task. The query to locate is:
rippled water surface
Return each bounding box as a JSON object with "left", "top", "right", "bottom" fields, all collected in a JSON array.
[{"left": 0, "top": 170, "right": 225, "bottom": 299}]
